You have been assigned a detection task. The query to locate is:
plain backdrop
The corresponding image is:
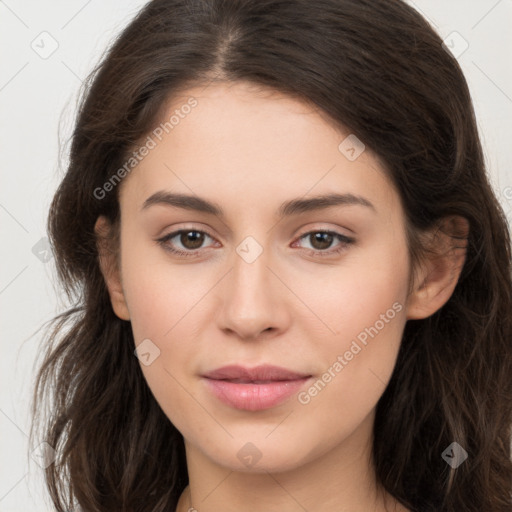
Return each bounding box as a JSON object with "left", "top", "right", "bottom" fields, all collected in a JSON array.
[{"left": 1, "top": 1, "right": 511, "bottom": 510}]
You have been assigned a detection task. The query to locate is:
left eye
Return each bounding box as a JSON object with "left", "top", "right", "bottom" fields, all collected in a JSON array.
[
  {"left": 156, "top": 229, "right": 355, "bottom": 258},
  {"left": 293, "top": 230, "right": 354, "bottom": 254}
]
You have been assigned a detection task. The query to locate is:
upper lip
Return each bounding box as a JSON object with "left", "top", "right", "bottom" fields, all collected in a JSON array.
[{"left": 202, "top": 364, "right": 311, "bottom": 382}]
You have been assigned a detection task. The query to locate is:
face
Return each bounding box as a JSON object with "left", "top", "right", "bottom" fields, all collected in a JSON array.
[{"left": 108, "top": 81, "right": 413, "bottom": 473}]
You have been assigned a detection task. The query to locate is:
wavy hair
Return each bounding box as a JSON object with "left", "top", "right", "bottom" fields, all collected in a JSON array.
[{"left": 30, "top": 0, "right": 512, "bottom": 510}]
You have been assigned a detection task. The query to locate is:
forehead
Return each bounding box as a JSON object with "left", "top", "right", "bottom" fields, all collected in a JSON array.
[{"left": 119, "top": 81, "right": 399, "bottom": 221}]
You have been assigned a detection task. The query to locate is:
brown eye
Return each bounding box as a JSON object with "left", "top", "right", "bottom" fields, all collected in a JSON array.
[
  {"left": 308, "top": 232, "right": 335, "bottom": 250},
  {"left": 294, "top": 230, "right": 355, "bottom": 257},
  {"left": 156, "top": 229, "right": 216, "bottom": 257},
  {"left": 178, "top": 231, "right": 205, "bottom": 250}
]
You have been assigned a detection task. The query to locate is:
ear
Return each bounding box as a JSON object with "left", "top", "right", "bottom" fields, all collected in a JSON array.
[
  {"left": 406, "top": 215, "right": 469, "bottom": 320},
  {"left": 95, "top": 216, "right": 130, "bottom": 321}
]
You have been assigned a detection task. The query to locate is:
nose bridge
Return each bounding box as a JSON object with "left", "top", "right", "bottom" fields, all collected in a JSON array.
[
  {"left": 232, "top": 236, "right": 270, "bottom": 295},
  {"left": 217, "top": 234, "right": 286, "bottom": 339},
  {"left": 231, "top": 235, "right": 273, "bottom": 312}
]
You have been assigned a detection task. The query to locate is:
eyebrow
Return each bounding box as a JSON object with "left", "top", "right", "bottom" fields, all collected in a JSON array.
[{"left": 141, "top": 191, "right": 376, "bottom": 217}]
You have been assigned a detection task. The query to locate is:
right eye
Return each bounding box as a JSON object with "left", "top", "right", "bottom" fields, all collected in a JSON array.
[{"left": 156, "top": 229, "right": 218, "bottom": 257}]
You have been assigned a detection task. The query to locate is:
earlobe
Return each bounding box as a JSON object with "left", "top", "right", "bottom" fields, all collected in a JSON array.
[
  {"left": 94, "top": 216, "right": 131, "bottom": 321},
  {"left": 406, "top": 215, "right": 469, "bottom": 320}
]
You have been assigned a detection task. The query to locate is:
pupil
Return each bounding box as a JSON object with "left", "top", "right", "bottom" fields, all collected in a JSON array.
[
  {"left": 181, "top": 231, "right": 203, "bottom": 249},
  {"left": 312, "top": 232, "right": 332, "bottom": 250}
]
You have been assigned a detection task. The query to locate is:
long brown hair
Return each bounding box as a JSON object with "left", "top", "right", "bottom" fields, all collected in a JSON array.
[{"left": 30, "top": 0, "right": 512, "bottom": 510}]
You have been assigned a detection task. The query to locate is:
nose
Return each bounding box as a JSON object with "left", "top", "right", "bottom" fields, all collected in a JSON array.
[{"left": 216, "top": 246, "right": 290, "bottom": 341}]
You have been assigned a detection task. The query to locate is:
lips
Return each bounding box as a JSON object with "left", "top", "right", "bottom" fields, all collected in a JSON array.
[
  {"left": 202, "top": 364, "right": 310, "bottom": 381},
  {"left": 201, "top": 364, "right": 312, "bottom": 411}
]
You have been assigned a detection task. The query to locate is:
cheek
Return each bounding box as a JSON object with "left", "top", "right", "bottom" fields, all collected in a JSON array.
[
  {"left": 119, "top": 239, "right": 216, "bottom": 417},
  {"left": 292, "top": 241, "right": 409, "bottom": 414},
  {"left": 120, "top": 246, "right": 208, "bottom": 433},
  {"left": 293, "top": 234, "right": 410, "bottom": 352},
  {"left": 294, "top": 306, "right": 407, "bottom": 454},
  {"left": 119, "top": 230, "right": 207, "bottom": 342}
]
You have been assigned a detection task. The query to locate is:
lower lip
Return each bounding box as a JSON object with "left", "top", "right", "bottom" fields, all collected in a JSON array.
[{"left": 203, "top": 377, "right": 311, "bottom": 411}]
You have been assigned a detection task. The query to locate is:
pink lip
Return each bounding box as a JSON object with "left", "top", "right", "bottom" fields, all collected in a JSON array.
[{"left": 201, "top": 364, "right": 312, "bottom": 411}]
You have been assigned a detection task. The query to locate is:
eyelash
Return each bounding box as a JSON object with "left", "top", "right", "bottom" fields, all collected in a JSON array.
[{"left": 155, "top": 228, "right": 355, "bottom": 259}]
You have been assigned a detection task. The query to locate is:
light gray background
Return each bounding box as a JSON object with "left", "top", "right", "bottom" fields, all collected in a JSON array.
[{"left": 1, "top": 1, "right": 511, "bottom": 510}]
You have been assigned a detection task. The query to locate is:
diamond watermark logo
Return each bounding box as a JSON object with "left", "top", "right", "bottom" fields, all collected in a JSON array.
[
  {"left": 30, "top": 31, "right": 59, "bottom": 59},
  {"left": 32, "top": 237, "right": 53, "bottom": 263},
  {"left": 441, "top": 441, "right": 468, "bottom": 468},
  {"left": 237, "top": 442, "right": 262, "bottom": 468},
  {"left": 338, "top": 134, "right": 365, "bottom": 161},
  {"left": 31, "top": 441, "right": 56, "bottom": 469},
  {"left": 442, "top": 31, "right": 469, "bottom": 59},
  {"left": 134, "top": 338, "right": 161, "bottom": 366},
  {"left": 236, "top": 236, "right": 263, "bottom": 264}
]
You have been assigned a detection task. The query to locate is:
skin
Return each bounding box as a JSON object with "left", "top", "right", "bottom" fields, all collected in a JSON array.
[{"left": 96, "top": 81, "right": 467, "bottom": 512}]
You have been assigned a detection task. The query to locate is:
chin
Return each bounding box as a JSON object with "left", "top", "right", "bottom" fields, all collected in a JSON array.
[{"left": 198, "top": 436, "right": 317, "bottom": 474}]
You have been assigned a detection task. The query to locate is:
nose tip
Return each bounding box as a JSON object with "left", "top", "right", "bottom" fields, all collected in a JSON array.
[{"left": 222, "top": 317, "right": 276, "bottom": 342}]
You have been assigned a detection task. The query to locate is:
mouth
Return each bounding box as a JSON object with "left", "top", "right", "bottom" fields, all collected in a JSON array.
[
  {"left": 216, "top": 378, "right": 291, "bottom": 384},
  {"left": 202, "top": 364, "right": 310, "bottom": 381},
  {"left": 201, "top": 364, "right": 312, "bottom": 411}
]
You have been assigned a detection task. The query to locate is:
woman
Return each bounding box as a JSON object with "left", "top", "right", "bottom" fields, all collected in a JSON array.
[{"left": 30, "top": 0, "right": 512, "bottom": 511}]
